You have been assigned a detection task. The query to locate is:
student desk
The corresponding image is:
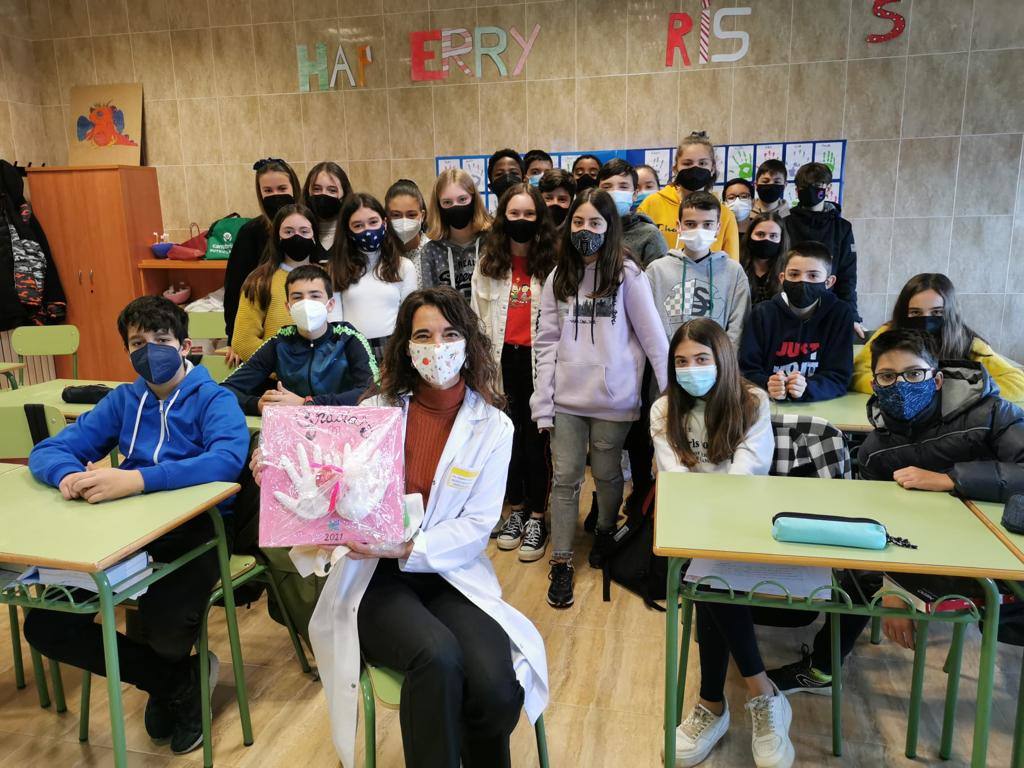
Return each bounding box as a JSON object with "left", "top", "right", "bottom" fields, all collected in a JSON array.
[
  {"left": 0, "top": 462, "right": 22, "bottom": 477},
  {"left": 654, "top": 472, "right": 1024, "bottom": 768},
  {"left": 770, "top": 391, "right": 873, "bottom": 433},
  {"left": 0, "top": 378, "right": 262, "bottom": 432},
  {"left": 0, "top": 467, "right": 243, "bottom": 768},
  {"left": 0, "top": 361, "right": 25, "bottom": 389}
]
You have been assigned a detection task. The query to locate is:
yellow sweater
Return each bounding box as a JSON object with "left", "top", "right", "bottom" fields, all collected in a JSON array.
[
  {"left": 637, "top": 185, "right": 739, "bottom": 260},
  {"left": 853, "top": 323, "right": 1024, "bottom": 402},
  {"left": 232, "top": 268, "right": 292, "bottom": 361}
]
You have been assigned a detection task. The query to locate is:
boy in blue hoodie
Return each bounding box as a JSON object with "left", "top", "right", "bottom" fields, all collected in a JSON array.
[
  {"left": 222, "top": 264, "right": 376, "bottom": 416},
  {"left": 25, "top": 296, "right": 249, "bottom": 756},
  {"left": 739, "top": 241, "right": 854, "bottom": 402}
]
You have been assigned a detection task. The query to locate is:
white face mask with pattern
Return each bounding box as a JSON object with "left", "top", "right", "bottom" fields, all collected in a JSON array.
[{"left": 408, "top": 339, "right": 466, "bottom": 387}]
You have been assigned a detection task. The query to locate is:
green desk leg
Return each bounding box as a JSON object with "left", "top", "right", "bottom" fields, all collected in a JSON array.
[
  {"left": 1013, "top": 647, "right": 1024, "bottom": 768},
  {"left": 972, "top": 578, "right": 1001, "bottom": 768},
  {"left": 26, "top": 610, "right": 51, "bottom": 709},
  {"left": 535, "top": 714, "right": 550, "bottom": 768},
  {"left": 47, "top": 658, "right": 66, "bottom": 713},
  {"left": 663, "top": 558, "right": 685, "bottom": 768},
  {"left": 676, "top": 597, "right": 694, "bottom": 726},
  {"left": 92, "top": 571, "right": 127, "bottom": 768},
  {"left": 870, "top": 615, "right": 882, "bottom": 645},
  {"left": 831, "top": 610, "right": 842, "bottom": 757},
  {"left": 940, "top": 622, "right": 966, "bottom": 761},
  {"left": 8, "top": 605, "right": 25, "bottom": 689},
  {"left": 906, "top": 619, "right": 931, "bottom": 758},
  {"left": 2, "top": 371, "right": 17, "bottom": 390}
]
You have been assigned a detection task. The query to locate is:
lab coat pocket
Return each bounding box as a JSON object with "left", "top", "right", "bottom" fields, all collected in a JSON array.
[{"left": 444, "top": 464, "right": 482, "bottom": 493}]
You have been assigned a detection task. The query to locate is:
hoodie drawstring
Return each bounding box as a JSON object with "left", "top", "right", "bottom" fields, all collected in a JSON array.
[{"left": 126, "top": 390, "right": 148, "bottom": 460}]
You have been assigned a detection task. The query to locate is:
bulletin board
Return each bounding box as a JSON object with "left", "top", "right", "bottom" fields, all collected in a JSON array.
[{"left": 437, "top": 139, "right": 847, "bottom": 213}]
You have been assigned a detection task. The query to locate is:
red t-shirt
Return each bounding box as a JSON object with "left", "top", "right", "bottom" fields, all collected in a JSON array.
[{"left": 504, "top": 256, "right": 533, "bottom": 346}]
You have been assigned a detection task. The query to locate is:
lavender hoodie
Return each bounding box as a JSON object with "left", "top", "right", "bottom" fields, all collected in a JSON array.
[{"left": 530, "top": 259, "right": 669, "bottom": 427}]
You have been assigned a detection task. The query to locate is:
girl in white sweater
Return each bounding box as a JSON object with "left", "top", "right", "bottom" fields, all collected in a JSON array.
[{"left": 650, "top": 318, "right": 794, "bottom": 768}]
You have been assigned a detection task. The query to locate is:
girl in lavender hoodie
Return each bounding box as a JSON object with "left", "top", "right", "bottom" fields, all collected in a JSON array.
[{"left": 530, "top": 188, "right": 669, "bottom": 609}]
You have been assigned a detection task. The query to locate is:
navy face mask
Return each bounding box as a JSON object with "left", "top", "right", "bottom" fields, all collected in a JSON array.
[
  {"left": 351, "top": 224, "right": 386, "bottom": 253},
  {"left": 131, "top": 342, "right": 184, "bottom": 385},
  {"left": 873, "top": 379, "right": 938, "bottom": 422}
]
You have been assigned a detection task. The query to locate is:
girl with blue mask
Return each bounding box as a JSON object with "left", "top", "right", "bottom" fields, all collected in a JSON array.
[
  {"left": 634, "top": 163, "right": 660, "bottom": 209},
  {"left": 649, "top": 317, "right": 791, "bottom": 768}
]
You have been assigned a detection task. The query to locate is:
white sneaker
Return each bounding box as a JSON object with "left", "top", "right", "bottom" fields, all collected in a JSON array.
[
  {"left": 673, "top": 701, "right": 729, "bottom": 767},
  {"left": 745, "top": 684, "right": 795, "bottom": 768}
]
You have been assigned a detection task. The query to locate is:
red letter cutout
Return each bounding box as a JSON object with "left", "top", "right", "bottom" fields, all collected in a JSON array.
[
  {"left": 410, "top": 29, "right": 444, "bottom": 81},
  {"left": 665, "top": 13, "right": 693, "bottom": 68},
  {"left": 866, "top": 0, "right": 906, "bottom": 43}
]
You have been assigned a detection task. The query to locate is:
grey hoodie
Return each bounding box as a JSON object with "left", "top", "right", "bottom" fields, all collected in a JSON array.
[
  {"left": 418, "top": 236, "right": 481, "bottom": 301},
  {"left": 646, "top": 248, "right": 750, "bottom": 346},
  {"left": 622, "top": 212, "right": 668, "bottom": 268}
]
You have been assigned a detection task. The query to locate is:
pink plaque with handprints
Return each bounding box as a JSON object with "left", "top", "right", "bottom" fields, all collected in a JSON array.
[{"left": 258, "top": 405, "right": 406, "bottom": 547}]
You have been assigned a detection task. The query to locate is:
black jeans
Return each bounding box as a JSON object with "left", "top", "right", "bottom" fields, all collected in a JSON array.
[
  {"left": 23, "top": 514, "right": 221, "bottom": 698},
  {"left": 357, "top": 559, "right": 524, "bottom": 768},
  {"left": 501, "top": 343, "right": 551, "bottom": 514},
  {"left": 623, "top": 364, "right": 655, "bottom": 505},
  {"left": 697, "top": 602, "right": 765, "bottom": 702}
]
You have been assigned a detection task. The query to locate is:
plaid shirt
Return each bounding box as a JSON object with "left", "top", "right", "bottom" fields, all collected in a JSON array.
[{"left": 770, "top": 413, "right": 852, "bottom": 479}]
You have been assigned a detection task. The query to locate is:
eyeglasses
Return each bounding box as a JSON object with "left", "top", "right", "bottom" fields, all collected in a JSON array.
[
  {"left": 873, "top": 368, "right": 935, "bottom": 387},
  {"left": 724, "top": 193, "right": 753, "bottom": 201}
]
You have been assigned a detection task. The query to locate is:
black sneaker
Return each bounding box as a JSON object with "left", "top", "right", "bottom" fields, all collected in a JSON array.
[
  {"left": 168, "top": 652, "right": 220, "bottom": 755},
  {"left": 496, "top": 509, "right": 528, "bottom": 551},
  {"left": 588, "top": 529, "right": 615, "bottom": 569},
  {"left": 144, "top": 695, "right": 174, "bottom": 742},
  {"left": 518, "top": 517, "right": 548, "bottom": 562},
  {"left": 766, "top": 646, "right": 832, "bottom": 696},
  {"left": 547, "top": 561, "right": 574, "bottom": 608}
]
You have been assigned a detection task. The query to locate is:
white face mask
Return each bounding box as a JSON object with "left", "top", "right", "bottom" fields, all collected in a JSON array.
[
  {"left": 290, "top": 299, "right": 329, "bottom": 334},
  {"left": 409, "top": 339, "right": 466, "bottom": 387},
  {"left": 390, "top": 217, "right": 421, "bottom": 244},
  {"left": 726, "top": 197, "right": 752, "bottom": 222},
  {"left": 678, "top": 227, "right": 718, "bottom": 253}
]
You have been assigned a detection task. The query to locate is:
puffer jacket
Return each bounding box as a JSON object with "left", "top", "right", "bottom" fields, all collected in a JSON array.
[{"left": 858, "top": 361, "right": 1024, "bottom": 502}]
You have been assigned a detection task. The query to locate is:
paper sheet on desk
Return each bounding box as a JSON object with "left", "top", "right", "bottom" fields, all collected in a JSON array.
[{"left": 684, "top": 559, "right": 832, "bottom": 599}]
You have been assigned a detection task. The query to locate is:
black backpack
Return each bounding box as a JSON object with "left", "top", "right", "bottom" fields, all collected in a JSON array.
[{"left": 602, "top": 486, "right": 667, "bottom": 610}]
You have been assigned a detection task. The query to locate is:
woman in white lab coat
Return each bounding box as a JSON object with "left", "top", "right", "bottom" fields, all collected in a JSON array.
[{"left": 268, "top": 286, "right": 548, "bottom": 768}]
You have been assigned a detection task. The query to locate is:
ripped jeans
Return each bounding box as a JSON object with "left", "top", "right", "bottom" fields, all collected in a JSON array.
[{"left": 549, "top": 412, "right": 633, "bottom": 558}]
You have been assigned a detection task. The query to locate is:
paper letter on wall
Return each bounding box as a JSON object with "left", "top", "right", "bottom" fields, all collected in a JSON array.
[
  {"left": 711, "top": 8, "right": 750, "bottom": 63},
  {"left": 410, "top": 29, "right": 444, "bottom": 81},
  {"left": 665, "top": 13, "right": 693, "bottom": 67},
  {"left": 474, "top": 26, "right": 508, "bottom": 78},
  {"left": 297, "top": 43, "right": 329, "bottom": 92},
  {"left": 509, "top": 24, "right": 541, "bottom": 76},
  {"left": 330, "top": 45, "right": 356, "bottom": 88}
]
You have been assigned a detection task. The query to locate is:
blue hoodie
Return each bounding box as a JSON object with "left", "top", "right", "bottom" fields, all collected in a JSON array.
[{"left": 29, "top": 363, "right": 249, "bottom": 508}]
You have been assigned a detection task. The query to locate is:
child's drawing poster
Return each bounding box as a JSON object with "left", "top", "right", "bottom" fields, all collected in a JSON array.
[{"left": 68, "top": 83, "right": 143, "bottom": 166}]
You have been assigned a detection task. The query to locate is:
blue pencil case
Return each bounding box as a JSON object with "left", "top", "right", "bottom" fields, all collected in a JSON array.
[{"left": 771, "top": 512, "right": 916, "bottom": 550}]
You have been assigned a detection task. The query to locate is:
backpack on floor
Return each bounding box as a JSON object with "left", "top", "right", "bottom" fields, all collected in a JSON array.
[{"left": 602, "top": 485, "right": 667, "bottom": 610}]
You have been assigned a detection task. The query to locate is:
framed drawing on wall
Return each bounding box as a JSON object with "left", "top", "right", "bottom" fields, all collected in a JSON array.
[{"left": 68, "top": 83, "right": 143, "bottom": 166}]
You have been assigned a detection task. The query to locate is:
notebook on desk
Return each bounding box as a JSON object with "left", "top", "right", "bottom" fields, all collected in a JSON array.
[{"left": 18, "top": 551, "right": 151, "bottom": 597}]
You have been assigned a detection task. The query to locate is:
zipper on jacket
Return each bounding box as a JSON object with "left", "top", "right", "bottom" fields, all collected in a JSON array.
[
  {"left": 772, "top": 511, "right": 882, "bottom": 525},
  {"left": 152, "top": 400, "right": 166, "bottom": 463}
]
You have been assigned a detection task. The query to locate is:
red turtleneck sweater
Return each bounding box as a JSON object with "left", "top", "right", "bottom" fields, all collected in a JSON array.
[{"left": 404, "top": 378, "right": 466, "bottom": 506}]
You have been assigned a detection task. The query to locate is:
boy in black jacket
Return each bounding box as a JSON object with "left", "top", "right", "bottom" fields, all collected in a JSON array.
[
  {"left": 768, "top": 329, "right": 1024, "bottom": 694},
  {"left": 739, "top": 241, "right": 854, "bottom": 402},
  {"left": 222, "top": 264, "right": 376, "bottom": 415},
  {"left": 784, "top": 162, "right": 861, "bottom": 338}
]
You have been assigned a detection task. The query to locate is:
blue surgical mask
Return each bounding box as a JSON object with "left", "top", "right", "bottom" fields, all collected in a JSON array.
[
  {"left": 872, "top": 379, "right": 937, "bottom": 422},
  {"left": 528, "top": 174, "right": 541, "bottom": 187},
  {"left": 351, "top": 224, "right": 386, "bottom": 253},
  {"left": 675, "top": 364, "right": 717, "bottom": 398},
  {"left": 131, "top": 342, "right": 184, "bottom": 385},
  {"left": 633, "top": 189, "right": 655, "bottom": 209},
  {"left": 609, "top": 189, "right": 634, "bottom": 217}
]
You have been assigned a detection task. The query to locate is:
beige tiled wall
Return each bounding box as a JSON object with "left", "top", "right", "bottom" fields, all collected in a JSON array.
[{"left": 2, "top": 0, "right": 1024, "bottom": 358}]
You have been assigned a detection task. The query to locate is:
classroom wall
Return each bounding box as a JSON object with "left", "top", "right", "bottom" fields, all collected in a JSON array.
[{"left": 1, "top": 0, "right": 1024, "bottom": 358}]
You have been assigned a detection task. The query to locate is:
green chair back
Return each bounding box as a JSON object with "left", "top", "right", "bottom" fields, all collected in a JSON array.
[
  {"left": 187, "top": 312, "right": 226, "bottom": 340},
  {"left": 199, "top": 354, "right": 231, "bottom": 383},
  {"left": 11, "top": 325, "right": 80, "bottom": 380},
  {"left": 0, "top": 404, "right": 65, "bottom": 458}
]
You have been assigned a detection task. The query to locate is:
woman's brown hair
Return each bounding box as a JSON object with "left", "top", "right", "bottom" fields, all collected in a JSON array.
[
  {"left": 661, "top": 318, "right": 762, "bottom": 467},
  {"left": 241, "top": 203, "right": 317, "bottom": 308},
  {"left": 365, "top": 287, "right": 505, "bottom": 409},
  {"left": 327, "top": 193, "right": 405, "bottom": 291},
  {"left": 479, "top": 183, "right": 557, "bottom": 281},
  {"left": 552, "top": 188, "right": 633, "bottom": 302},
  {"left": 253, "top": 158, "right": 302, "bottom": 230},
  {"left": 425, "top": 168, "right": 492, "bottom": 241},
  {"left": 890, "top": 273, "right": 982, "bottom": 360},
  {"left": 302, "top": 161, "right": 353, "bottom": 209}
]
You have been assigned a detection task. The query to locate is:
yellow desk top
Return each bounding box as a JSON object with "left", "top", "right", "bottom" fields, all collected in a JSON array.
[
  {"left": 0, "top": 466, "right": 238, "bottom": 572},
  {"left": 770, "top": 391, "right": 873, "bottom": 433},
  {"left": 654, "top": 472, "right": 1024, "bottom": 580}
]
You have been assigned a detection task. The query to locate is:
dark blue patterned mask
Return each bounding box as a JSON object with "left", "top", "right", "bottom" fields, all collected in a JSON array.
[
  {"left": 351, "top": 225, "right": 386, "bottom": 253},
  {"left": 873, "top": 379, "right": 937, "bottom": 422}
]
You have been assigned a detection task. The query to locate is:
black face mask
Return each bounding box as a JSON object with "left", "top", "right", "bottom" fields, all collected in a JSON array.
[
  {"left": 309, "top": 194, "right": 342, "bottom": 220},
  {"left": 674, "top": 166, "right": 713, "bottom": 192},
  {"left": 490, "top": 173, "right": 522, "bottom": 199},
  {"left": 262, "top": 193, "right": 295, "bottom": 219},
  {"left": 756, "top": 183, "right": 785, "bottom": 204},
  {"left": 547, "top": 204, "right": 569, "bottom": 226},
  {"left": 783, "top": 279, "right": 828, "bottom": 309},
  {"left": 505, "top": 218, "right": 539, "bottom": 244},
  {"left": 748, "top": 238, "right": 782, "bottom": 262},
  {"left": 279, "top": 234, "right": 316, "bottom": 261},
  {"left": 797, "top": 185, "right": 827, "bottom": 207},
  {"left": 439, "top": 202, "right": 474, "bottom": 230},
  {"left": 904, "top": 315, "right": 945, "bottom": 337},
  {"left": 575, "top": 174, "right": 598, "bottom": 192}
]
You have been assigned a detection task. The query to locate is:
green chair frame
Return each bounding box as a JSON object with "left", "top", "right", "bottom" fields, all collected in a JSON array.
[
  {"left": 199, "top": 354, "right": 232, "bottom": 384},
  {"left": 359, "top": 663, "right": 550, "bottom": 768},
  {"left": 10, "top": 325, "right": 80, "bottom": 383},
  {"left": 77, "top": 555, "right": 311, "bottom": 768}
]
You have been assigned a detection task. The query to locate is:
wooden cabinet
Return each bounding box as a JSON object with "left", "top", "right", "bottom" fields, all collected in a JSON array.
[{"left": 27, "top": 166, "right": 162, "bottom": 381}]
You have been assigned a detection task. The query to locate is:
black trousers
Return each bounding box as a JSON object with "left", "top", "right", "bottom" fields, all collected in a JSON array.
[
  {"left": 23, "top": 515, "right": 221, "bottom": 699},
  {"left": 501, "top": 343, "right": 552, "bottom": 514},
  {"left": 697, "top": 603, "right": 765, "bottom": 703},
  {"left": 357, "top": 559, "right": 524, "bottom": 768},
  {"left": 623, "top": 364, "right": 655, "bottom": 505}
]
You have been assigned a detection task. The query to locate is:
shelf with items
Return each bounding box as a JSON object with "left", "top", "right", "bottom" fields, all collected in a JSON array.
[{"left": 138, "top": 259, "right": 227, "bottom": 270}]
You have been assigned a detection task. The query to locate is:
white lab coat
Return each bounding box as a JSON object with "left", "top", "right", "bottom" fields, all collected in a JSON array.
[{"left": 298, "top": 387, "right": 549, "bottom": 767}]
